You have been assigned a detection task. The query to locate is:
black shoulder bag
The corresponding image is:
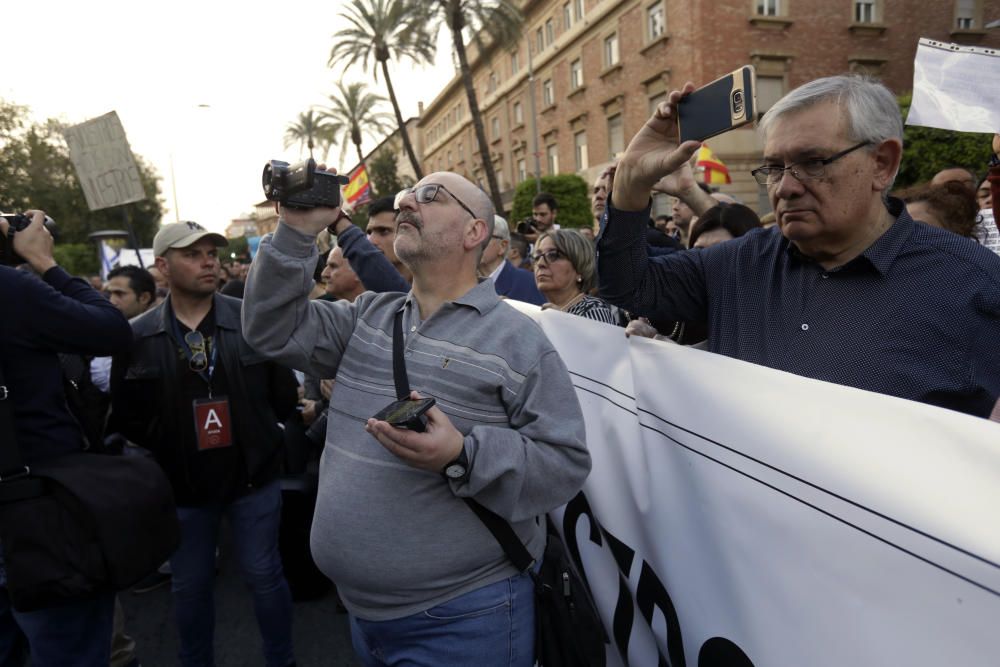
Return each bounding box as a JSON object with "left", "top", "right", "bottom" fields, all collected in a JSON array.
[
  {"left": 391, "top": 311, "right": 606, "bottom": 667},
  {"left": 0, "top": 362, "right": 180, "bottom": 612}
]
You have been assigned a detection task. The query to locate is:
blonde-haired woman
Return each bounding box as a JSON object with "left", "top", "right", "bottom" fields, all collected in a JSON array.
[{"left": 534, "top": 229, "right": 623, "bottom": 326}]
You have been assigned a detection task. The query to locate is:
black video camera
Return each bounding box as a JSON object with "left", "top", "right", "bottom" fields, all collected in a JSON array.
[
  {"left": 1, "top": 213, "right": 57, "bottom": 267},
  {"left": 516, "top": 218, "right": 538, "bottom": 235},
  {"left": 262, "top": 158, "right": 349, "bottom": 210}
]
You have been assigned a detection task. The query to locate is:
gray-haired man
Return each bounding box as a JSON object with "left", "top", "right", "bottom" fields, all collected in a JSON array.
[{"left": 598, "top": 75, "right": 1000, "bottom": 416}]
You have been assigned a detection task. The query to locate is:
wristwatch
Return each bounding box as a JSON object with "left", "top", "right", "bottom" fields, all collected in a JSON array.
[{"left": 442, "top": 447, "right": 470, "bottom": 481}]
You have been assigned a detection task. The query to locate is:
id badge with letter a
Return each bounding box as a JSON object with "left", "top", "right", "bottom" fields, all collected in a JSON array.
[{"left": 192, "top": 397, "right": 233, "bottom": 450}]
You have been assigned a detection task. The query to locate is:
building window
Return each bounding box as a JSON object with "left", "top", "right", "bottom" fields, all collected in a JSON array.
[
  {"left": 491, "top": 116, "right": 500, "bottom": 139},
  {"left": 570, "top": 59, "right": 583, "bottom": 90},
  {"left": 488, "top": 71, "right": 498, "bottom": 94},
  {"left": 447, "top": 151, "right": 452, "bottom": 167},
  {"left": 854, "top": 0, "right": 876, "bottom": 23},
  {"left": 543, "top": 79, "right": 554, "bottom": 107},
  {"left": 513, "top": 100, "right": 524, "bottom": 125},
  {"left": 536, "top": 28, "right": 544, "bottom": 53},
  {"left": 547, "top": 144, "right": 559, "bottom": 175},
  {"left": 456, "top": 104, "right": 463, "bottom": 121},
  {"left": 955, "top": 0, "right": 976, "bottom": 28},
  {"left": 756, "top": 76, "right": 786, "bottom": 115},
  {"left": 604, "top": 33, "right": 620, "bottom": 68},
  {"left": 517, "top": 158, "right": 527, "bottom": 182},
  {"left": 574, "top": 131, "right": 589, "bottom": 171},
  {"left": 511, "top": 50, "right": 520, "bottom": 75},
  {"left": 607, "top": 113, "right": 624, "bottom": 159},
  {"left": 649, "top": 92, "right": 667, "bottom": 115},
  {"left": 756, "top": 0, "right": 779, "bottom": 16},
  {"left": 458, "top": 142, "right": 464, "bottom": 161},
  {"left": 545, "top": 18, "right": 555, "bottom": 45},
  {"left": 563, "top": 2, "right": 572, "bottom": 29},
  {"left": 574, "top": 0, "right": 585, "bottom": 21},
  {"left": 647, "top": 2, "right": 666, "bottom": 40}
]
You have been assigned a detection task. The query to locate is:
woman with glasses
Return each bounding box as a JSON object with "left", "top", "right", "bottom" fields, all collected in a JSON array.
[{"left": 534, "top": 229, "right": 624, "bottom": 326}]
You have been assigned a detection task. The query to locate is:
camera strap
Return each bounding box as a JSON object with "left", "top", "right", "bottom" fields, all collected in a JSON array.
[{"left": 389, "top": 306, "right": 535, "bottom": 574}]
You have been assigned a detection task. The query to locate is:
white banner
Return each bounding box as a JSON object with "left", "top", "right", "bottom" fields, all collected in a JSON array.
[
  {"left": 907, "top": 38, "right": 1000, "bottom": 133},
  {"left": 516, "top": 305, "right": 1000, "bottom": 667},
  {"left": 63, "top": 111, "right": 146, "bottom": 211}
]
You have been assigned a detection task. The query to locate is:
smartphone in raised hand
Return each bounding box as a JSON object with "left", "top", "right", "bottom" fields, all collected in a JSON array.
[{"left": 678, "top": 66, "right": 757, "bottom": 143}]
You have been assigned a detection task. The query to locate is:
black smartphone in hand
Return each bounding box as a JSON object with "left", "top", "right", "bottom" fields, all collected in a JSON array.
[
  {"left": 372, "top": 397, "right": 436, "bottom": 433},
  {"left": 678, "top": 66, "right": 757, "bottom": 143}
]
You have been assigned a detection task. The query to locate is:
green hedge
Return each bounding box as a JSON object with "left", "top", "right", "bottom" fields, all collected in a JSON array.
[{"left": 510, "top": 174, "right": 592, "bottom": 229}]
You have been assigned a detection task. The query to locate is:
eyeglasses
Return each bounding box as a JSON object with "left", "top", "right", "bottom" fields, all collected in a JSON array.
[
  {"left": 751, "top": 141, "right": 871, "bottom": 186},
  {"left": 184, "top": 331, "right": 208, "bottom": 373},
  {"left": 394, "top": 184, "right": 478, "bottom": 220},
  {"left": 531, "top": 249, "right": 565, "bottom": 265}
]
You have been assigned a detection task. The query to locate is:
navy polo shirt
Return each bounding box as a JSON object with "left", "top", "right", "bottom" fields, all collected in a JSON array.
[{"left": 597, "top": 197, "right": 1000, "bottom": 417}]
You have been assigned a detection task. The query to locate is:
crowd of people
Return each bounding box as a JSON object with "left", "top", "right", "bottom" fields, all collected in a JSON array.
[{"left": 2, "top": 72, "right": 999, "bottom": 666}]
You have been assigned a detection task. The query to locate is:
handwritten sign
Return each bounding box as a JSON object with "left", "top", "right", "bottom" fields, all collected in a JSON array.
[
  {"left": 63, "top": 111, "right": 146, "bottom": 211},
  {"left": 906, "top": 38, "right": 1000, "bottom": 134}
]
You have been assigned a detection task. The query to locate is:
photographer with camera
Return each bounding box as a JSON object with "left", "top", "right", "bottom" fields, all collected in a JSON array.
[
  {"left": 245, "top": 165, "right": 590, "bottom": 666},
  {"left": 0, "top": 210, "right": 133, "bottom": 665}
]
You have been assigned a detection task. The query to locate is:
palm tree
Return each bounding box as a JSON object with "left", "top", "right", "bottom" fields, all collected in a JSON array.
[
  {"left": 431, "top": 0, "right": 522, "bottom": 213},
  {"left": 321, "top": 81, "right": 396, "bottom": 172},
  {"left": 329, "top": 0, "right": 434, "bottom": 180},
  {"left": 283, "top": 109, "right": 328, "bottom": 160}
]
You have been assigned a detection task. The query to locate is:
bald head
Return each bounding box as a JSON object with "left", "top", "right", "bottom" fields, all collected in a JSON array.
[
  {"left": 931, "top": 168, "right": 977, "bottom": 192},
  {"left": 425, "top": 172, "right": 494, "bottom": 240}
]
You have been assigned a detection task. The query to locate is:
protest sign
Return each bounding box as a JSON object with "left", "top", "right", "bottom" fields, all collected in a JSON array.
[
  {"left": 907, "top": 38, "right": 1000, "bottom": 133},
  {"left": 63, "top": 111, "right": 146, "bottom": 211},
  {"left": 512, "top": 304, "right": 1000, "bottom": 666}
]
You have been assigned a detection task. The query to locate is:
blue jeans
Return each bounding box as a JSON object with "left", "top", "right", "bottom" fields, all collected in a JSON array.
[
  {"left": 350, "top": 571, "right": 535, "bottom": 667},
  {"left": 0, "top": 587, "right": 114, "bottom": 666},
  {"left": 171, "top": 480, "right": 294, "bottom": 667}
]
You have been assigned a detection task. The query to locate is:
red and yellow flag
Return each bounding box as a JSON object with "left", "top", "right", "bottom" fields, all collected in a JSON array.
[
  {"left": 696, "top": 144, "right": 732, "bottom": 185},
  {"left": 344, "top": 164, "right": 372, "bottom": 208}
]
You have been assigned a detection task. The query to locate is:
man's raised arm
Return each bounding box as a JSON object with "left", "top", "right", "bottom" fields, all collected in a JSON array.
[
  {"left": 596, "top": 83, "right": 711, "bottom": 322},
  {"left": 242, "top": 196, "right": 359, "bottom": 378}
]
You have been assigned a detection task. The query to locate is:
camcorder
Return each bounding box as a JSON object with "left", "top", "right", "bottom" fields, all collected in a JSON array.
[
  {"left": 0, "top": 213, "right": 57, "bottom": 267},
  {"left": 262, "top": 158, "right": 349, "bottom": 210}
]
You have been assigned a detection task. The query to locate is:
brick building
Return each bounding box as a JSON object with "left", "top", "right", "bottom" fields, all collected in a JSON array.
[{"left": 417, "top": 0, "right": 999, "bottom": 215}]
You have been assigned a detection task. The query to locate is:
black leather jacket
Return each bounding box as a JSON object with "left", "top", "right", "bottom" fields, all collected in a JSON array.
[{"left": 110, "top": 293, "right": 297, "bottom": 505}]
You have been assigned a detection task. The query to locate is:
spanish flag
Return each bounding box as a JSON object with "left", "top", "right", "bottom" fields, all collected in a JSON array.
[
  {"left": 344, "top": 164, "right": 372, "bottom": 207},
  {"left": 696, "top": 144, "right": 732, "bottom": 185}
]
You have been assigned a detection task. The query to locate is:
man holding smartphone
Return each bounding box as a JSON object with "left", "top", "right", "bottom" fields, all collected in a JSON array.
[
  {"left": 243, "top": 171, "right": 590, "bottom": 666},
  {"left": 598, "top": 74, "right": 1000, "bottom": 417}
]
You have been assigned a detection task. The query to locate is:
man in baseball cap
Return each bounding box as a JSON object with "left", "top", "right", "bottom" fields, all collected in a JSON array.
[
  {"left": 152, "top": 221, "right": 228, "bottom": 258},
  {"left": 111, "top": 219, "right": 299, "bottom": 665}
]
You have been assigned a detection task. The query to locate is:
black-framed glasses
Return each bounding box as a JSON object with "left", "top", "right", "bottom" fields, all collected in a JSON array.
[
  {"left": 184, "top": 330, "right": 208, "bottom": 373},
  {"left": 394, "top": 184, "right": 478, "bottom": 220},
  {"left": 531, "top": 249, "right": 565, "bottom": 265},
  {"left": 751, "top": 141, "right": 871, "bottom": 186}
]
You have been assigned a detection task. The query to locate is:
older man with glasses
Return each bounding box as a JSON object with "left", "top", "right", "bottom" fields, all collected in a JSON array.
[
  {"left": 243, "top": 171, "right": 590, "bottom": 666},
  {"left": 110, "top": 221, "right": 300, "bottom": 667},
  {"left": 597, "top": 74, "right": 1000, "bottom": 417}
]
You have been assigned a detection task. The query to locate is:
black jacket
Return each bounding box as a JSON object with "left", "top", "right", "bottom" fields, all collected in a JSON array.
[
  {"left": 0, "top": 266, "right": 131, "bottom": 464},
  {"left": 110, "top": 293, "right": 297, "bottom": 504}
]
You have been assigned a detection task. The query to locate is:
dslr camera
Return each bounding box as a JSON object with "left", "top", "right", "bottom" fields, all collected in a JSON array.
[
  {"left": 262, "top": 158, "right": 349, "bottom": 210},
  {"left": 0, "top": 213, "right": 57, "bottom": 267}
]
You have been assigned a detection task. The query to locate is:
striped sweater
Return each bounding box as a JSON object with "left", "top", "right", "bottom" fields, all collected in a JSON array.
[{"left": 243, "top": 223, "right": 591, "bottom": 621}]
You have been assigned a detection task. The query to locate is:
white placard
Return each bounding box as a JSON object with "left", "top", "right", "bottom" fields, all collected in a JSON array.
[
  {"left": 511, "top": 304, "right": 1000, "bottom": 666},
  {"left": 906, "top": 39, "right": 1000, "bottom": 133},
  {"left": 63, "top": 111, "right": 146, "bottom": 211}
]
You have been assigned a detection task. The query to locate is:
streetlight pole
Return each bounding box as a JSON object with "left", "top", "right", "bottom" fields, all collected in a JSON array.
[{"left": 527, "top": 39, "right": 542, "bottom": 195}]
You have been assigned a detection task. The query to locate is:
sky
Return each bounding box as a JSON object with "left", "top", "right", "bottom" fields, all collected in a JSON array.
[{"left": 4, "top": 0, "right": 458, "bottom": 235}]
